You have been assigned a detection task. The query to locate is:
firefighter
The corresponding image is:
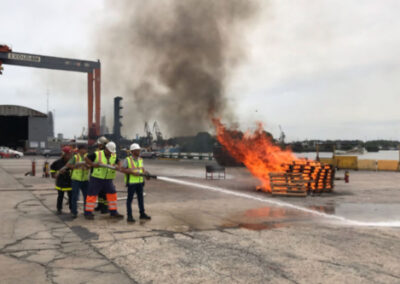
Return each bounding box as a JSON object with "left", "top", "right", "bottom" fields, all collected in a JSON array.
[
  {"left": 95, "top": 136, "right": 109, "bottom": 213},
  {"left": 67, "top": 144, "right": 89, "bottom": 219},
  {"left": 50, "top": 146, "right": 73, "bottom": 215},
  {"left": 84, "top": 141, "right": 124, "bottom": 220},
  {"left": 121, "top": 143, "right": 151, "bottom": 223}
]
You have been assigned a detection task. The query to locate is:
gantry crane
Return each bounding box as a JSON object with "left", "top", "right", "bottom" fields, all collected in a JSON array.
[
  {"left": 144, "top": 121, "right": 153, "bottom": 147},
  {"left": 0, "top": 45, "right": 101, "bottom": 144},
  {"left": 153, "top": 121, "right": 163, "bottom": 144}
]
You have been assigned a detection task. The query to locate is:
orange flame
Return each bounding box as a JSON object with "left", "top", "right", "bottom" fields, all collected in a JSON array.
[{"left": 213, "top": 118, "right": 299, "bottom": 192}]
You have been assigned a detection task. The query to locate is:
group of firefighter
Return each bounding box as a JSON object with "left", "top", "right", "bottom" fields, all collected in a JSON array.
[{"left": 50, "top": 136, "right": 151, "bottom": 223}]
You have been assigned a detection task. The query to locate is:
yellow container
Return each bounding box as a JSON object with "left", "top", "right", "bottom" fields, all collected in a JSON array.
[
  {"left": 334, "top": 156, "right": 358, "bottom": 170},
  {"left": 377, "top": 160, "right": 399, "bottom": 171},
  {"left": 319, "top": 158, "right": 333, "bottom": 165},
  {"left": 357, "top": 159, "right": 377, "bottom": 171}
]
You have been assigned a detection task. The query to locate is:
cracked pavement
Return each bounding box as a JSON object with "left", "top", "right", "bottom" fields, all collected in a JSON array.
[{"left": 0, "top": 158, "right": 400, "bottom": 283}]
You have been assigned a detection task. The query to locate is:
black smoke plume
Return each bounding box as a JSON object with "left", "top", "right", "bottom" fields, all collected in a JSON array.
[{"left": 99, "top": 0, "right": 257, "bottom": 137}]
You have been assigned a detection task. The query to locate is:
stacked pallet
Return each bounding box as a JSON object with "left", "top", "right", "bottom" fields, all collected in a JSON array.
[
  {"left": 269, "top": 172, "right": 307, "bottom": 197},
  {"left": 285, "top": 161, "right": 335, "bottom": 194},
  {"left": 269, "top": 160, "right": 335, "bottom": 196}
]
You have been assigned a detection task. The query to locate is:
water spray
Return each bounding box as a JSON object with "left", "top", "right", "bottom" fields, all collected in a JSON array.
[{"left": 158, "top": 176, "right": 400, "bottom": 228}]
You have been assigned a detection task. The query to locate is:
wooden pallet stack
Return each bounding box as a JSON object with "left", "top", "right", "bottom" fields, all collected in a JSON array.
[
  {"left": 269, "top": 172, "right": 308, "bottom": 197},
  {"left": 269, "top": 160, "right": 335, "bottom": 196},
  {"left": 309, "top": 163, "right": 335, "bottom": 193},
  {"left": 285, "top": 161, "right": 335, "bottom": 194}
]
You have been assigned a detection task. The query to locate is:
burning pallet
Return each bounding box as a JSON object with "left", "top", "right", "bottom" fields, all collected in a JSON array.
[
  {"left": 269, "top": 161, "right": 335, "bottom": 196},
  {"left": 286, "top": 161, "right": 335, "bottom": 194}
]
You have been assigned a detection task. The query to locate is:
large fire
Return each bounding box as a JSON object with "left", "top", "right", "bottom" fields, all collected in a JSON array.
[{"left": 213, "top": 118, "right": 299, "bottom": 192}]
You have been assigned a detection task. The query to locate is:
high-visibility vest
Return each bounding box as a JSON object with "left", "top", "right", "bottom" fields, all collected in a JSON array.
[
  {"left": 71, "top": 154, "right": 89, "bottom": 181},
  {"left": 124, "top": 157, "right": 144, "bottom": 184},
  {"left": 91, "top": 150, "right": 117, "bottom": 180}
]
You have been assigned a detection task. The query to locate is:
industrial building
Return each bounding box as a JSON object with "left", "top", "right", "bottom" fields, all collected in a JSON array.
[{"left": 0, "top": 105, "right": 53, "bottom": 150}]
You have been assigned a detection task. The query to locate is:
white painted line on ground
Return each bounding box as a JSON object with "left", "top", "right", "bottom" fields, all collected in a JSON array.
[{"left": 158, "top": 176, "right": 400, "bottom": 228}]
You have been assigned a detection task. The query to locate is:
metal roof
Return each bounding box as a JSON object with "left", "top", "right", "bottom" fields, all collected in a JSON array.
[{"left": 0, "top": 105, "right": 47, "bottom": 117}]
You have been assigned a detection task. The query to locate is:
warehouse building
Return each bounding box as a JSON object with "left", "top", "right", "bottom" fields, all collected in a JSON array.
[{"left": 0, "top": 105, "right": 53, "bottom": 150}]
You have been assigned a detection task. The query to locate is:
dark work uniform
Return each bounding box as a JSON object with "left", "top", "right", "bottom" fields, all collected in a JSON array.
[
  {"left": 87, "top": 153, "right": 120, "bottom": 213},
  {"left": 50, "top": 158, "right": 72, "bottom": 212}
]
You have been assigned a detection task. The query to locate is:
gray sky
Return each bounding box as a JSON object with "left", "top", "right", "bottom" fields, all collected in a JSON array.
[{"left": 1, "top": 0, "right": 399, "bottom": 141}]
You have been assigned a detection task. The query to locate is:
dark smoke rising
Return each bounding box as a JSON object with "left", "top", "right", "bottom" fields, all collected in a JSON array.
[{"left": 99, "top": 0, "right": 258, "bottom": 137}]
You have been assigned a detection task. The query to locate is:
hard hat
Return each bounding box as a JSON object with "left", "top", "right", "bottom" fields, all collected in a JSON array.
[
  {"left": 105, "top": 142, "right": 116, "bottom": 153},
  {"left": 97, "top": 136, "right": 109, "bottom": 145},
  {"left": 62, "top": 146, "right": 73, "bottom": 154},
  {"left": 130, "top": 143, "right": 141, "bottom": 151}
]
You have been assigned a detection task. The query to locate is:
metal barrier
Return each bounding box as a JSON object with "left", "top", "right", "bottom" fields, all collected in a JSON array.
[
  {"left": 205, "top": 165, "right": 225, "bottom": 180},
  {"left": 159, "top": 152, "right": 214, "bottom": 160}
]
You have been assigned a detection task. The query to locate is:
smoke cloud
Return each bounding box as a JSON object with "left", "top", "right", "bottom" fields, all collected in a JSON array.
[{"left": 98, "top": 0, "right": 258, "bottom": 137}]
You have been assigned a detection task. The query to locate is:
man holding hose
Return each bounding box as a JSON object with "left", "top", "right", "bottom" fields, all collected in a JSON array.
[
  {"left": 67, "top": 144, "right": 89, "bottom": 219},
  {"left": 121, "top": 143, "right": 152, "bottom": 223},
  {"left": 84, "top": 141, "right": 124, "bottom": 220}
]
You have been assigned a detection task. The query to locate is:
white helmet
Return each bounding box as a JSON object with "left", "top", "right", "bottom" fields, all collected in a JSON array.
[
  {"left": 105, "top": 141, "right": 116, "bottom": 153},
  {"left": 97, "top": 136, "right": 109, "bottom": 145},
  {"left": 130, "top": 143, "right": 141, "bottom": 151}
]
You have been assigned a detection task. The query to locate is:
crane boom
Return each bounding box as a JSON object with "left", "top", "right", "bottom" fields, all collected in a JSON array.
[{"left": 0, "top": 51, "right": 99, "bottom": 72}]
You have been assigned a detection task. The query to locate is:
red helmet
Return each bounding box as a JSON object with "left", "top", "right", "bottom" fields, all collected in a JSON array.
[{"left": 62, "top": 146, "right": 73, "bottom": 154}]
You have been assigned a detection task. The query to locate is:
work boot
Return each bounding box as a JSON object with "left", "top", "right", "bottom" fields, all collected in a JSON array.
[
  {"left": 127, "top": 216, "right": 135, "bottom": 223},
  {"left": 140, "top": 213, "right": 151, "bottom": 220},
  {"left": 71, "top": 213, "right": 78, "bottom": 219},
  {"left": 100, "top": 207, "right": 109, "bottom": 214},
  {"left": 84, "top": 213, "right": 94, "bottom": 220},
  {"left": 110, "top": 212, "right": 124, "bottom": 219},
  {"left": 56, "top": 210, "right": 62, "bottom": 215}
]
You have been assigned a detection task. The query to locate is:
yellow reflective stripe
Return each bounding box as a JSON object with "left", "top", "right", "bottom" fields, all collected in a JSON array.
[
  {"left": 50, "top": 170, "right": 56, "bottom": 173},
  {"left": 55, "top": 186, "right": 72, "bottom": 191}
]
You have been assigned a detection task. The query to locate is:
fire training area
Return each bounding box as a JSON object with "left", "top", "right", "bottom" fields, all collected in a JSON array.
[{"left": 0, "top": 157, "right": 399, "bottom": 283}]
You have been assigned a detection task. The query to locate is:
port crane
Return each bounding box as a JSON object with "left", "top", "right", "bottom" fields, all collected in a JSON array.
[
  {"left": 0, "top": 45, "right": 101, "bottom": 144},
  {"left": 153, "top": 121, "right": 163, "bottom": 144}
]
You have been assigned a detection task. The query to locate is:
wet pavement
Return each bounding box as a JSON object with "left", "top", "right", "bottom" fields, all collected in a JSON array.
[{"left": 0, "top": 157, "right": 399, "bottom": 283}]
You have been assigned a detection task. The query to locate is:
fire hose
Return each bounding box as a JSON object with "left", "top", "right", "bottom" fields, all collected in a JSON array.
[
  {"left": 97, "top": 164, "right": 157, "bottom": 180},
  {"left": 54, "top": 162, "right": 157, "bottom": 180},
  {"left": 57, "top": 162, "right": 87, "bottom": 173},
  {"left": 55, "top": 162, "right": 157, "bottom": 181}
]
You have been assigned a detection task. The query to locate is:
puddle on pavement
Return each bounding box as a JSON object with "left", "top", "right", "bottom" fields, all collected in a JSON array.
[
  {"left": 244, "top": 207, "right": 305, "bottom": 219},
  {"left": 334, "top": 203, "right": 400, "bottom": 222},
  {"left": 221, "top": 206, "right": 308, "bottom": 231},
  {"left": 236, "top": 222, "right": 287, "bottom": 231},
  {"left": 113, "top": 203, "right": 400, "bottom": 233}
]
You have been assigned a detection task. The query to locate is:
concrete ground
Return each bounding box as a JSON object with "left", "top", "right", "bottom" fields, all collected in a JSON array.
[{"left": 0, "top": 157, "right": 399, "bottom": 283}]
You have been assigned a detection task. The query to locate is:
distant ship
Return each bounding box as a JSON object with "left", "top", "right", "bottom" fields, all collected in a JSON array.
[
  {"left": 365, "top": 145, "right": 379, "bottom": 152},
  {"left": 335, "top": 146, "right": 365, "bottom": 155}
]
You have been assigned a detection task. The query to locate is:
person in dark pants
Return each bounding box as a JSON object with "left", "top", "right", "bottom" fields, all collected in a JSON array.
[
  {"left": 84, "top": 141, "right": 124, "bottom": 220},
  {"left": 50, "top": 146, "right": 73, "bottom": 215},
  {"left": 121, "top": 143, "right": 151, "bottom": 223},
  {"left": 67, "top": 144, "right": 89, "bottom": 218},
  {"left": 94, "top": 136, "right": 109, "bottom": 214}
]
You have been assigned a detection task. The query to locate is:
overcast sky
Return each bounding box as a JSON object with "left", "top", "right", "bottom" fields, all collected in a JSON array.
[{"left": 1, "top": 0, "right": 399, "bottom": 141}]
